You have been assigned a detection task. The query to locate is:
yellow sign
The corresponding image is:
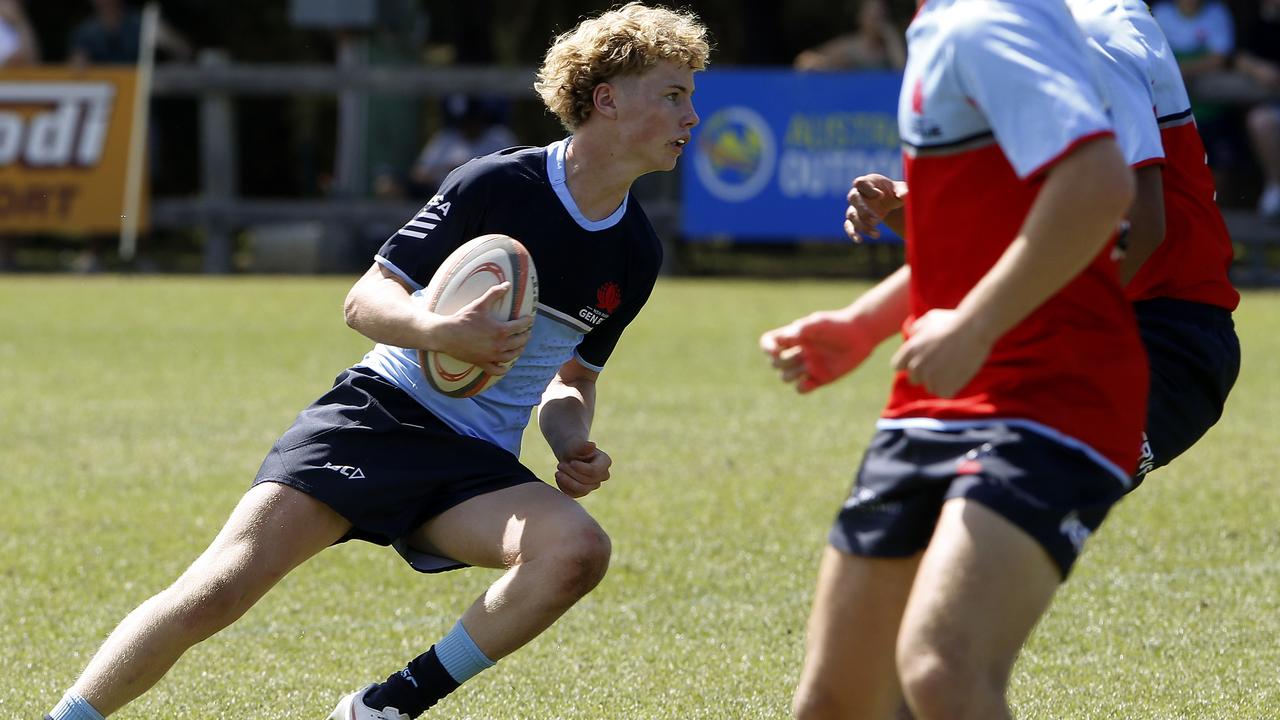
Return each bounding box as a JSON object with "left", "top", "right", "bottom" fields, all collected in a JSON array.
[{"left": 0, "top": 67, "right": 148, "bottom": 233}]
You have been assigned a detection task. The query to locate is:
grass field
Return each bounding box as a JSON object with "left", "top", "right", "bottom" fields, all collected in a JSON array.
[{"left": 3, "top": 276, "right": 1278, "bottom": 719}]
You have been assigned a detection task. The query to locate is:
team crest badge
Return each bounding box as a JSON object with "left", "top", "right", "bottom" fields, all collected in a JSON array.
[{"left": 596, "top": 282, "right": 622, "bottom": 314}]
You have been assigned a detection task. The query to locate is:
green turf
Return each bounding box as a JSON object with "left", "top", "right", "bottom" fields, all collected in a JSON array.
[{"left": 3, "top": 276, "right": 1277, "bottom": 719}]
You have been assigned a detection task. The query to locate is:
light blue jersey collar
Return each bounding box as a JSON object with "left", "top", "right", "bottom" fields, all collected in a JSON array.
[{"left": 546, "top": 137, "right": 628, "bottom": 231}]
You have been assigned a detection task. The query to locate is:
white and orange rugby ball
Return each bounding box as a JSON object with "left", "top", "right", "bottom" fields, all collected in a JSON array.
[{"left": 416, "top": 234, "right": 538, "bottom": 398}]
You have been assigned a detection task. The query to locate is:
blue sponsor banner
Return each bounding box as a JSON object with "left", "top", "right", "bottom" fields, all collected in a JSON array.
[{"left": 682, "top": 69, "right": 903, "bottom": 242}]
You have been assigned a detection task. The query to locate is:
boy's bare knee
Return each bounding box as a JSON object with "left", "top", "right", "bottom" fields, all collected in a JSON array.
[
  {"left": 163, "top": 547, "right": 281, "bottom": 640},
  {"left": 899, "top": 646, "right": 1004, "bottom": 720},
  {"left": 792, "top": 685, "right": 845, "bottom": 720},
  {"left": 160, "top": 575, "right": 247, "bottom": 640},
  {"left": 543, "top": 522, "right": 611, "bottom": 600}
]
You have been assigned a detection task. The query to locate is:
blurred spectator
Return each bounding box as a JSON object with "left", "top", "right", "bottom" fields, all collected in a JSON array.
[
  {"left": 0, "top": 0, "right": 38, "bottom": 271},
  {"left": 0, "top": 0, "right": 38, "bottom": 67},
  {"left": 65, "top": 0, "right": 191, "bottom": 271},
  {"left": 406, "top": 93, "right": 517, "bottom": 197},
  {"left": 1152, "top": 0, "right": 1238, "bottom": 172},
  {"left": 69, "top": 0, "right": 191, "bottom": 66},
  {"left": 1152, "top": 0, "right": 1235, "bottom": 76},
  {"left": 1236, "top": 0, "right": 1280, "bottom": 219},
  {"left": 362, "top": 0, "right": 429, "bottom": 201},
  {"left": 794, "top": 0, "right": 905, "bottom": 71}
]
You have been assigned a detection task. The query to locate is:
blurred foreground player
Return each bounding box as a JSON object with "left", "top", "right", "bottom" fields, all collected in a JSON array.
[
  {"left": 774, "top": 2, "right": 1242, "bottom": 716},
  {"left": 1066, "top": 0, "right": 1239, "bottom": 485},
  {"left": 761, "top": 0, "right": 1144, "bottom": 717},
  {"left": 825, "top": 0, "right": 1241, "bottom": 489},
  {"left": 43, "top": 4, "right": 707, "bottom": 720}
]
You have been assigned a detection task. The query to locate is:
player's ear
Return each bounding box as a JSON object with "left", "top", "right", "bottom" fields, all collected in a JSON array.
[{"left": 593, "top": 82, "right": 619, "bottom": 120}]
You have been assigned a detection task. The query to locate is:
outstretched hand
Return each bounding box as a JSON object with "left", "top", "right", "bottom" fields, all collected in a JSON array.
[
  {"left": 760, "top": 310, "right": 876, "bottom": 393},
  {"left": 554, "top": 441, "right": 612, "bottom": 498}
]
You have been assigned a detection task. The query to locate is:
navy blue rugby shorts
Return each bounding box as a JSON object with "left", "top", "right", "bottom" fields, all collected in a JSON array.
[
  {"left": 1132, "top": 298, "right": 1240, "bottom": 485},
  {"left": 253, "top": 366, "right": 540, "bottom": 572},
  {"left": 829, "top": 424, "right": 1130, "bottom": 579}
]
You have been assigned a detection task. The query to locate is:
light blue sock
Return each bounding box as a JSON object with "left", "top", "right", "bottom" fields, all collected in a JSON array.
[
  {"left": 49, "top": 693, "right": 105, "bottom": 720},
  {"left": 433, "top": 620, "right": 495, "bottom": 683}
]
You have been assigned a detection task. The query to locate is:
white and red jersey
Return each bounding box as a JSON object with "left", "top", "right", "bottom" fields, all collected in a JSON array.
[
  {"left": 886, "top": 0, "right": 1147, "bottom": 479},
  {"left": 1067, "top": 0, "right": 1239, "bottom": 310}
]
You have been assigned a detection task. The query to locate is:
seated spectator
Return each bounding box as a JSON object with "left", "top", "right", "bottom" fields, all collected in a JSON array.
[
  {"left": 408, "top": 93, "right": 517, "bottom": 197},
  {"left": 1153, "top": 0, "right": 1239, "bottom": 173},
  {"left": 1236, "top": 0, "right": 1280, "bottom": 219},
  {"left": 0, "top": 0, "right": 38, "bottom": 67},
  {"left": 794, "top": 0, "right": 905, "bottom": 72},
  {"left": 69, "top": 0, "right": 191, "bottom": 66},
  {"left": 1154, "top": 0, "right": 1235, "bottom": 76}
]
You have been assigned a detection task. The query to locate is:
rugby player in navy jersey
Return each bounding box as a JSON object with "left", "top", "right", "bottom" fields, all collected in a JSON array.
[
  {"left": 43, "top": 5, "right": 707, "bottom": 720},
  {"left": 761, "top": 0, "right": 1144, "bottom": 718}
]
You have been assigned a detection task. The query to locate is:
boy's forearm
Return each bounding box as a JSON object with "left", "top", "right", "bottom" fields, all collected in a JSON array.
[
  {"left": 539, "top": 376, "right": 596, "bottom": 458},
  {"left": 841, "top": 264, "right": 912, "bottom": 342},
  {"left": 954, "top": 139, "right": 1134, "bottom": 344},
  {"left": 1117, "top": 165, "right": 1166, "bottom": 285}
]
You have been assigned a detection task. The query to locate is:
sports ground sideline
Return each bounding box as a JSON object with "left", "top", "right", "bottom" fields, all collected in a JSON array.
[{"left": 4, "top": 276, "right": 1277, "bottom": 719}]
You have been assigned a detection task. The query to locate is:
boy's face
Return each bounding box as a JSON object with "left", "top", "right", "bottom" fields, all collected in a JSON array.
[{"left": 606, "top": 60, "right": 700, "bottom": 174}]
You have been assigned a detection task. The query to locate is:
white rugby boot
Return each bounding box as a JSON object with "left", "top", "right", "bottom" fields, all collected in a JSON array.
[{"left": 326, "top": 684, "right": 410, "bottom": 720}]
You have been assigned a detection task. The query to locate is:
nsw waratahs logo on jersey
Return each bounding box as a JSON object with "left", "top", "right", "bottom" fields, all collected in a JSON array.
[
  {"left": 596, "top": 282, "right": 622, "bottom": 313},
  {"left": 693, "top": 106, "right": 777, "bottom": 202},
  {"left": 578, "top": 281, "right": 622, "bottom": 326}
]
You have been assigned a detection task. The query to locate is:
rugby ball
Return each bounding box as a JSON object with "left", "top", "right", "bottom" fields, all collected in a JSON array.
[{"left": 416, "top": 234, "right": 538, "bottom": 398}]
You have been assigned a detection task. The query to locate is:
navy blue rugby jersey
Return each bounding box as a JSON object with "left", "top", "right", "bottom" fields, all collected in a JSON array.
[{"left": 359, "top": 138, "right": 663, "bottom": 455}]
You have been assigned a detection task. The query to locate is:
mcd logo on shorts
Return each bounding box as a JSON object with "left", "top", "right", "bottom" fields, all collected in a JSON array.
[{"left": 0, "top": 83, "right": 114, "bottom": 168}]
